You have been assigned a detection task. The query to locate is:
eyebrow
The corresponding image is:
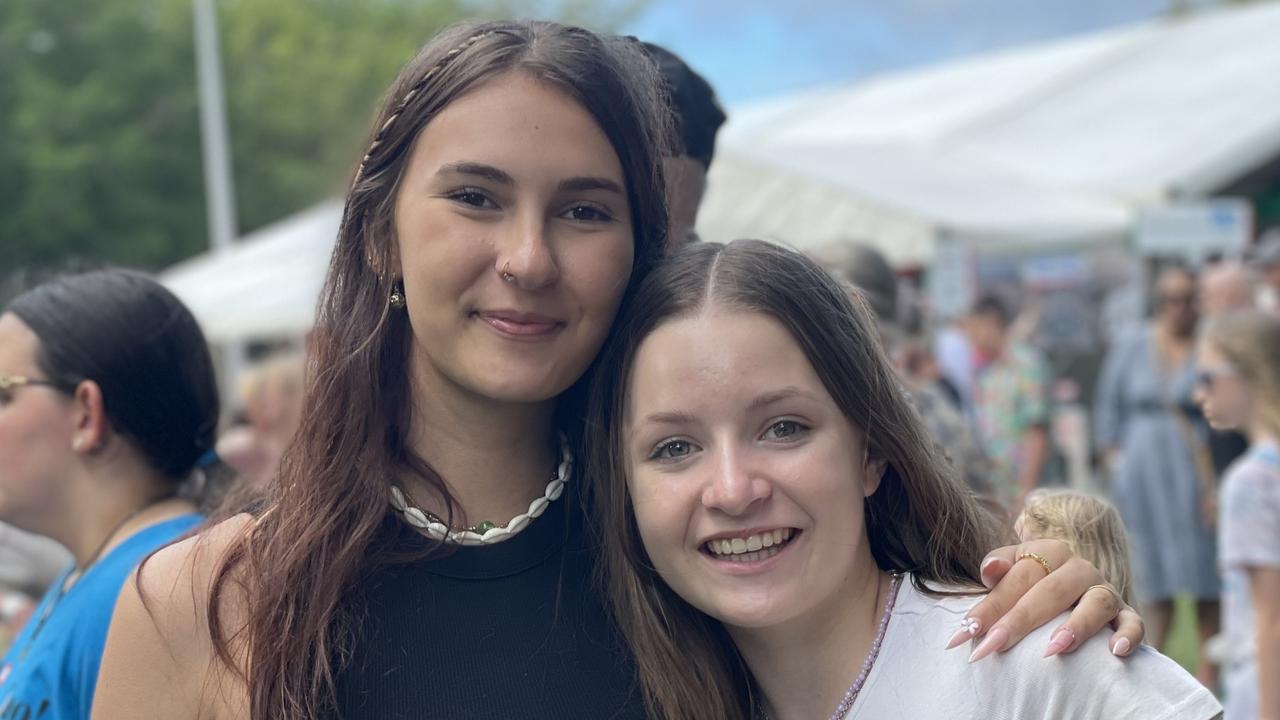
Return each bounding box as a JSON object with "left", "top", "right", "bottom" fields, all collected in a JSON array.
[
  {"left": 636, "top": 410, "right": 698, "bottom": 427},
  {"left": 436, "top": 162, "right": 514, "bottom": 186},
  {"left": 746, "top": 387, "right": 817, "bottom": 413},
  {"left": 558, "top": 176, "right": 624, "bottom": 196},
  {"left": 633, "top": 387, "right": 816, "bottom": 427},
  {"left": 436, "top": 162, "right": 624, "bottom": 197}
]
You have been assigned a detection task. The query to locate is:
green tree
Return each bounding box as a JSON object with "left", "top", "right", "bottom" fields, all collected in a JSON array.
[{"left": 0, "top": 0, "right": 643, "bottom": 291}]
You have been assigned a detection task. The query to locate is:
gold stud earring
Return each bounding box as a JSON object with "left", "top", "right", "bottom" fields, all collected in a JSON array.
[{"left": 389, "top": 283, "right": 406, "bottom": 310}]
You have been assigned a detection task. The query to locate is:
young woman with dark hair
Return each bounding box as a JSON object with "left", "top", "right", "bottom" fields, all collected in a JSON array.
[
  {"left": 588, "top": 240, "right": 1218, "bottom": 719},
  {"left": 94, "top": 21, "right": 1144, "bottom": 720},
  {"left": 0, "top": 269, "right": 213, "bottom": 718}
]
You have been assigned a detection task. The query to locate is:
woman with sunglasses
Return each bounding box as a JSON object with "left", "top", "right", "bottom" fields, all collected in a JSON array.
[
  {"left": 1095, "top": 263, "right": 1220, "bottom": 681},
  {"left": 1195, "top": 310, "right": 1280, "bottom": 720},
  {"left": 0, "top": 270, "right": 212, "bottom": 719}
]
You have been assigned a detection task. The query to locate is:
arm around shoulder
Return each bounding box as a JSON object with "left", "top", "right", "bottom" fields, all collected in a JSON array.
[{"left": 91, "top": 515, "right": 253, "bottom": 720}]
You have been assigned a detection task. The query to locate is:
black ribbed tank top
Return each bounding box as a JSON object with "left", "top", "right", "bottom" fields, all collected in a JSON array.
[{"left": 332, "top": 492, "right": 647, "bottom": 719}]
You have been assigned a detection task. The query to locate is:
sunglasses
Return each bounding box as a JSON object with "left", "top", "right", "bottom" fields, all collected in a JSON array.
[
  {"left": 1195, "top": 366, "right": 1237, "bottom": 390},
  {"left": 1158, "top": 293, "right": 1196, "bottom": 308},
  {"left": 0, "top": 374, "right": 61, "bottom": 405}
]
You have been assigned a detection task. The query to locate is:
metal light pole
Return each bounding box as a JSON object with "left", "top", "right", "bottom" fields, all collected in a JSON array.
[
  {"left": 193, "top": 0, "right": 246, "bottom": 407},
  {"left": 194, "top": 0, "right": 237, "bottom": 252}
]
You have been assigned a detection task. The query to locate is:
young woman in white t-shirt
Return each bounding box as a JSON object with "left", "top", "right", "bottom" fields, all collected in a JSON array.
[
  {"left": 1195, "top": 310, "right": 1280, "bottom": 720},
  {"left": 586, "top": 239, "right": 1221, "bottom": 720}
]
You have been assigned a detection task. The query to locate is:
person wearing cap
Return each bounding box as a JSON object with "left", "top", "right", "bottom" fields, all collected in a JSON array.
[{"left": 641, "top": 42, "right": 726, "bottom": 251}]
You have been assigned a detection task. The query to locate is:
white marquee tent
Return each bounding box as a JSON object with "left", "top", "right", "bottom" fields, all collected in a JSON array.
[
  {"left": 162, "top": 200, "right": 342, "bottom": 343},
  {"left": 163, "top": 2, "right": 1280, "bottom": 341},
  {"left": 698, "top": 1, "right": 1280, "bottom": 265}
]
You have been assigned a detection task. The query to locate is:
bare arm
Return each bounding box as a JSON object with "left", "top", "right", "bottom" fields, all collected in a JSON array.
[
  {"left": 1250, "top": 565, "right": 1280, "bottom": 720},
  {"left": 92, "top": 518, "right": 251, "bottom": 720}
]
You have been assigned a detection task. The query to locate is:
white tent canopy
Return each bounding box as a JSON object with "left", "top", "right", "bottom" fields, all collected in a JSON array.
[
  {"left": 164, "top": 3, "right": 1280, "bottom": 341},
  {"left": 698, "top": 2, "right": 1280, "bottom": 264},
  {"left": 162, "top": 200, "right": 342, "bottom": 343}
]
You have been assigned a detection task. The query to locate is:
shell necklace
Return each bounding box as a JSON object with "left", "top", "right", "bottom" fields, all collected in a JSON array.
[{"left": 388, "top": 436, "right": 570, "bottom": 546}]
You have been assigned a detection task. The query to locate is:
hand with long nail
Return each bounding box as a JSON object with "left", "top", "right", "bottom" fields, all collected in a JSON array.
[{"left": 945, "top": 539, "right": 1145, "bottom": 662}]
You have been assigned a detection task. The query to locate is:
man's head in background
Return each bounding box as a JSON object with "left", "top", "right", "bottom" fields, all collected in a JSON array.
[
  {"left": 967, "top": 294, "right": 1014, "bottom": 359},
  {"left": 642, "top": 42, "right": 726, "bottom": 251},
  {"left": 1251, "top": 228, "right": 1280, "bottom": 299},
  {"left": 809, "top": 240, "right": 899, "bottom": 326},
  {"left": 1199, "top": 259, "right": 1255, "bottom": 316}
]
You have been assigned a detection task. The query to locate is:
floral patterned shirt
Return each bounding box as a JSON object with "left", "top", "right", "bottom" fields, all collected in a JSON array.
[{"left": 972, "top": 342, "right": 1050, "bottom": 504}]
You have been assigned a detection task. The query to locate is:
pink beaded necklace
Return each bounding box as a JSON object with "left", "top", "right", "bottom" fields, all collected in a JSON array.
[{"left": 756, "top": 572, "right": 902, "bottom": 720}]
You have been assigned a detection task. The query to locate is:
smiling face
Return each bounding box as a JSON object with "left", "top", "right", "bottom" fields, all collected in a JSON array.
[
  {"left": 393, "top": 71, "right": 635, "bottom": 405},
  {"left": 0, "top": 313, "right": 74, "bottom": 532},
  {"left": 623, "top": 307, "right": 881, "bottom": 630}
]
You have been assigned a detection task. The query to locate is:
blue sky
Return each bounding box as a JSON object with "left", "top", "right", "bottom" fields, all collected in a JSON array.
[{"left": 622, "top": 0, "right": 1218, "bottom": 106}]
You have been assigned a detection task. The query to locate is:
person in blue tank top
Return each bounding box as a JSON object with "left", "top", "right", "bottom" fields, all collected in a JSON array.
[{"left": 0, "top": 269, "right": 218, "bottom": 719}]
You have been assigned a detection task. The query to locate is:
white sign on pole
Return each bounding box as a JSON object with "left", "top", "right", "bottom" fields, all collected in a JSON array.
[
  {"left": 928, "top": 236, "right": 975, "bottom": 320},
  {"left": 1136, "top": 199, "right": 1253, "bottom": 262}
]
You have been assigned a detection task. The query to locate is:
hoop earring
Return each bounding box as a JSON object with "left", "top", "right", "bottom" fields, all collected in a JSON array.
[{"left": 389, "top": 283, "right": 406, "bottom": 310}]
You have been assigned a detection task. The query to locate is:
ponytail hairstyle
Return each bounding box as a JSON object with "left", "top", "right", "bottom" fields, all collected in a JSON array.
[
  {"left": 205, "top": 20, "right": 672, "bottom": 719},
  {"left": 8, "top": 269, "right": 219, "bottom": 486}
]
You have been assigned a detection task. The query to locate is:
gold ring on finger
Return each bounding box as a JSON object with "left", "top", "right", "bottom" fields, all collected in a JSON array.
[
  {"left": 1087, "top": 583, "right": 1125, "bottom": 613},
  {"left": 1016, "top": 551, "right": 1052, "bottom": 576}
]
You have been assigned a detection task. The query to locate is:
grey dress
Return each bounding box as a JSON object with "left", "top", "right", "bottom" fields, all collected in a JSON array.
[{"left": 1094, "top": 329, "right": 1220, "bottom": 602}]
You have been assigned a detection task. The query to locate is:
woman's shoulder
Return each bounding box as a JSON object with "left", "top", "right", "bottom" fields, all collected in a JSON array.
[
  {"left": 1223, "top": 444, "right": 1280, "bottom": 506},
  {"left": 1109, "top": 327, "right": 1153, "bottom": 361},
  {"left": 878, "top": 580, "right": 1220, "bottom": 719},
  {"left": 91, "top": 514, "right": 254, "bottom": 719},
  {"left": 1225, "top": 442, "right": 1280, "bottom": 480},
  {"left": 135, "top": 513, "right": 253, "bottom": 605},
  {"left": 977, "top": 617, "right": 1220, "bottom": 719}
]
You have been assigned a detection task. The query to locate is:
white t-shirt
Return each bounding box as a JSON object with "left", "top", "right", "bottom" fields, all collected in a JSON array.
[{"left": 845, "top": 576, "right": 1221, "bottom": 719}]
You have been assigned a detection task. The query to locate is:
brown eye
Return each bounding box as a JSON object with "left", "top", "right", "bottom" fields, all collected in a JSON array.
[
  {"left": 561, "top": 204, "right": 612, "bottom": 223},
  {"left": 447, "top": 188, "right": 498, "bottom": 210}
]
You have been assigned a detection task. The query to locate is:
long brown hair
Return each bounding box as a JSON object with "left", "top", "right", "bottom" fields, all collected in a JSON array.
[
  {"left": 1202, "top": 309, "right": 1280, "bottom": 440},
  {"left": 205, "top": 21, "right": 672, "bottom": 719},
  {"left": 584, "top": 239, "right": 1004, "bottom": 720}
]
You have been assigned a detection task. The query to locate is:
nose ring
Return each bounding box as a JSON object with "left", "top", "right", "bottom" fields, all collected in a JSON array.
[{"left": 500, "top": 261, "right": 516, "bottom": 284}]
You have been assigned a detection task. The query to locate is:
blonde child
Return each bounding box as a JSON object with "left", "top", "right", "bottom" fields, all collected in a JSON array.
[
  {"left": 1195, "top": 310, "right": 1280, "bottom": 720},
  {"left": 1017, "top": 489, "right": 1136, "bottom": 607}
]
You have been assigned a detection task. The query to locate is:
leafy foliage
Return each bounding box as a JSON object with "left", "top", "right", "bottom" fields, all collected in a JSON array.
[{"left": 0, "top": 0, "right": 642, "bottom": 290}]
